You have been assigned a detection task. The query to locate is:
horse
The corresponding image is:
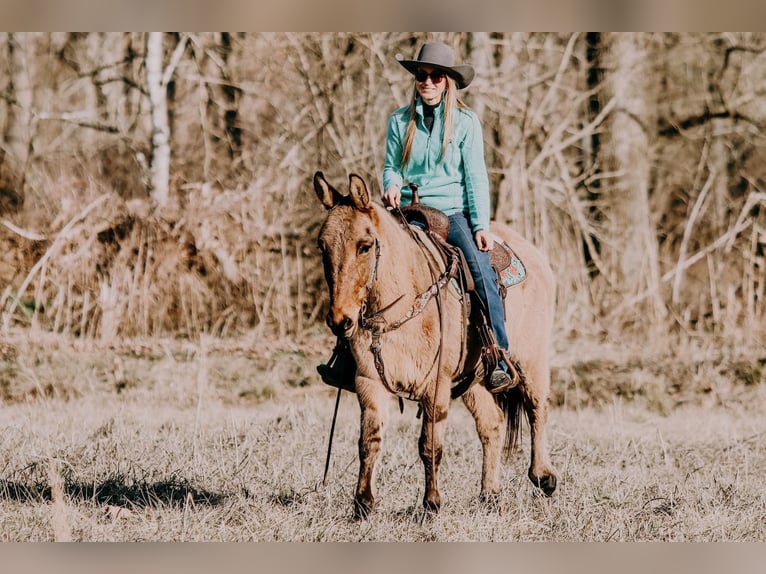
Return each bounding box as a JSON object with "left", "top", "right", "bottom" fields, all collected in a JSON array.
[{"left": 313, "top": 171, "right": 557, "bottom": 518}]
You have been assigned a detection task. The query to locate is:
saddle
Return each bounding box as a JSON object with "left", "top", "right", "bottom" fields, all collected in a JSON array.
[
  {"left": 400, "top": 183, "right": 526, "bottom": 300},
  {"left": 489, "top": 240, "right": 527, "bottom": 299},
  {"left": 398, "top": 184, "right": 526, "bottom": 397},
  {"left": 399, "top": 200, "right": 450, "bottom": 243}
]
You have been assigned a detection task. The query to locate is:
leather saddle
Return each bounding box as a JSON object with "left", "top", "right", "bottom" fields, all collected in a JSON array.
[
  {"left": 397, "top": 183, "right": 525, "bottom": 397},
  {"left": 400, "top": 184, "right": 526, "bottom": 300}
]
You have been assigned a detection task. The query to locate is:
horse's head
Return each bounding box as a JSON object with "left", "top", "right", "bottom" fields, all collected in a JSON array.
[{"left": 313, "top": 171, "right": 380, "bottom": 339}]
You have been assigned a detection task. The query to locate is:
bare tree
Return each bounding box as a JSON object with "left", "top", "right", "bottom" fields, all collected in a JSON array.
[
  {"left": 601, "top": 32, "right": 665, "bottom": 319},
  {"left": 188, "top": 32, "right": 243, "bottom": 184},
  {"left": 3, "top": 32, "right": 35, "bottom": 190},
  {"left": 145, "top": 32, "right": 171, "bottom": 205},
  {"left": 0, "top": 32, "right": 764, "bottom": 342}
]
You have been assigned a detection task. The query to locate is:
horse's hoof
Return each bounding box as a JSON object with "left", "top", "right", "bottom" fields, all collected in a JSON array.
[
  {"left": 353, "top": 496, "right": 374, "bottom": 520},
  {"left": 423, "top": 495, "right": 441, "bottom": 514},
  {"left": 529, "top": 472, "right": 557, "bottom": 496},
  {"left": 479, "top": 491, "right": 502, "bottom": 511}
]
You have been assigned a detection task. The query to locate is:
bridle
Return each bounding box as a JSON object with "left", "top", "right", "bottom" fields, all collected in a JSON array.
[
  {"left": 323, "top": 205, "right": 466, "bottom": 487},
  {"left": 364, "top": 237, "right": 381, "bottom": 294},
  {"left": 357, "top": 209, "right": 460, "bottom": 400}
]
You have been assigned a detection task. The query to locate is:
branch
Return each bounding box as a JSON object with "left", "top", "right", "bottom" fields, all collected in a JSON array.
[
  {"left": 1, "top": 219, "right": 46, "bottom": 241},
  {"left": 671, "top": 170, "right": 715, "bottom": 305},
  {"left": 162, "top": 33, "right": 190, "bottom": 88},
  {"left": 528, "top": 96, "right": 616, "bottom": 173},
  {"left": 93, "top": 75, "right": 147, "bottom": 96},
  {"left": 1, "top": 193, "right": 110, "bottom": 332},
  {"left": 609, "top": 215, "right": 754, "bottom": 317},
  {"left": 530, "top": 33, "right": 580, "bottom": 127},
  {"left": 34, "top": 111, "right": 120, "bottom": 134},
  {"left": 657, "top": 107, "right": 756, "bottom": 137},
  {"left": 725, "top": 189, "right": 766, "bottom": 252}
]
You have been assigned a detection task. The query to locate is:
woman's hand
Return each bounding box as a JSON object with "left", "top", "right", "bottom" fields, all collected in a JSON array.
[
  {"left": 382, "top": 185, "right": 401, "bottom": 208},
  {"left": 474, "top": 230, "right": 495, "bottom": 252}
]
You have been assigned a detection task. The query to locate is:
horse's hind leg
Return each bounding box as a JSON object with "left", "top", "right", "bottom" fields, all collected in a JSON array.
[
  {"left": 354, "top": 377, "right": 388, "bottom": 519},
  {"left": 462, "top": 385, "right": 504, "bottom": 497},
  {"left": 418, "top": 379, "right": 451, "bottom": 512},
  {"left": 522, "top": 362, "right": 558, "bottom": 496}
]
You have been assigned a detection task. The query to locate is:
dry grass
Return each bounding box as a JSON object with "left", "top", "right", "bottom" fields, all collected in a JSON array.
[
  {"left": 1, "top": 330, "right": 765, "bottom": 541},
  {"left": 0, "top": 175, "right": 325, "bottom": 341},
  {"left": 2, "top": 31, "right": 765, "bottom": 546}
]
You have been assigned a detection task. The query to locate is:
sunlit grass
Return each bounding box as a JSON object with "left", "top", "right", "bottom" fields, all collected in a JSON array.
[{"left": 1, "top": 332, "right": 765, "bottom": 541}]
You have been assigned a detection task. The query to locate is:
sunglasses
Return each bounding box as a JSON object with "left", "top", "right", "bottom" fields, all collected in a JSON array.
[{"left": 414, "top": 69, "right": 446, "bottom": 83}]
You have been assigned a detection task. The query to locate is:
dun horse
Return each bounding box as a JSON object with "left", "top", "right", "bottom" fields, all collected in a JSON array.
[{"left": 314, "top": 171, "right": 557, "bottom": 518}]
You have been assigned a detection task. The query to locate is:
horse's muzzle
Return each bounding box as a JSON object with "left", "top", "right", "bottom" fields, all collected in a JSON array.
[{"left": 327, "top": 312, "right": 357, "bottom": 339}]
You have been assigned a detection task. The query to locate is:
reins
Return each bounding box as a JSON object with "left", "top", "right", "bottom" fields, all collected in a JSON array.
[
  {"left": 359, "top": 208, "right": 457, "bottom": 400},
  {"left": 398, "top": 208, "right": 450, "bottom": 502},
  {"left": 323, "top": 203, "right": 459, "bottom": 486}
]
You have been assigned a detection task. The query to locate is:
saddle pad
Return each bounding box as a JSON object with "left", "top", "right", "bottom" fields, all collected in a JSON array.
[{"left": 493, "top": 241, "right": 526, "bottom": 288}]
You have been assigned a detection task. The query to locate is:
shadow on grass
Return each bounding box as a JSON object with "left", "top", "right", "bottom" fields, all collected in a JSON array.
[{"left": 0, "top": 475, "right": 225, "bottom": 508}]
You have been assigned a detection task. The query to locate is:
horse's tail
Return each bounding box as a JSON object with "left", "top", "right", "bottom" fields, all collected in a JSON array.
[{"left": 497, "top": 384, "right": 524, "bottom": 464}]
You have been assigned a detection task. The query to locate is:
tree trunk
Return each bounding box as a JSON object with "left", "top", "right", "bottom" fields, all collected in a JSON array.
[
  {"left": 488, "top": 33, "right": 527, "bottom": 228},
  {"left": 219, "top": 33, "right": 242, "bottom": 157},
  {"left": 602, "top": 32, "right": 665, "bottom": 318},
  {"left": 468, "top": 32, "right": 498, "bottom": 212},
  {"left": 146, "top": 32, "right": 170, "bottom": 205},
  {"left": 192, "top": 32, "right": 243, "bottom": 183},
  {"left": 4, "top": 33, "right": 35, "bottom": 181}
]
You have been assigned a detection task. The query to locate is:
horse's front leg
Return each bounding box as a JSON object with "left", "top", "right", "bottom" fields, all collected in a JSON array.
[
  {"left": 354, "top": 375, "right": 387, "bottom": 519},
  {"left": 418, "top": 379, "right": 451, "bottom": 512}
]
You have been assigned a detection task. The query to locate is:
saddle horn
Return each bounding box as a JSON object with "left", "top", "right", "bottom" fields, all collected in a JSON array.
[
  {"left": 400, "top": 182, "right": 450, "bottom": 241},
  {"left": 409, "top": 182, "right": 421, "bottom": 205}
]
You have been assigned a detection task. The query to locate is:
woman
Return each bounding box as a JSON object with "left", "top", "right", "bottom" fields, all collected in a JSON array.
[{"left": 318, "top": 40, "right": 514, "bottom": 393}]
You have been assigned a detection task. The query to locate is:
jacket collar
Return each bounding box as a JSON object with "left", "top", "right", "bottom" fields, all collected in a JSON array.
[{"left": 415, "top": 96, "right": 445, "bottom": 118}]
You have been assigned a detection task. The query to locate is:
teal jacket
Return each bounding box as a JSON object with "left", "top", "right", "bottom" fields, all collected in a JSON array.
[{"left": 382, "top": 97, "right": 491, "bottom": 233}]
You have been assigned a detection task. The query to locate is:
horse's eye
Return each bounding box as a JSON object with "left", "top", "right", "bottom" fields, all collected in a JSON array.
[{"left": 358, "top": 242, "right": 372, "bottom": 255}]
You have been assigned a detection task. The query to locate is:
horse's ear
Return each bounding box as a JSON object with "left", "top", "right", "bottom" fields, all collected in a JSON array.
[
  {"left": 314, "top": 171, "right": 343, "bottom": 210},
  {"left": 348, "top": 173, "right": 372, "bottom": 212}
]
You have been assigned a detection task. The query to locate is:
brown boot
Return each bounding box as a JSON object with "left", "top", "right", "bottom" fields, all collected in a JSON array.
[
  {"left": 487, "top": 367, "right": 513, "bottom": 394},
  {"left": 317, "top": 339, "right": 356, "bottom": 392},
  {"left": 486, "top": 351, "right": 521, "bottom": 394}
]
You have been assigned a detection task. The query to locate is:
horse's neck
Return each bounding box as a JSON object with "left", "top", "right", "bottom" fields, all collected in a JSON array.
[{"left": 371, "top": 207, "right": 441, "bottom": 305}]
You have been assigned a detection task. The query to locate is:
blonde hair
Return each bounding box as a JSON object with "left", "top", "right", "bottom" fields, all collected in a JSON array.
[{"left": 400, "top": 76, "right": 468, "bottom": 168}]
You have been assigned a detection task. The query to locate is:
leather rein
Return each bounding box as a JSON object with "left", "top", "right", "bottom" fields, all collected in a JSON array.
[{"left": 358, "top": 209, "right": 462, "bottom": 401}]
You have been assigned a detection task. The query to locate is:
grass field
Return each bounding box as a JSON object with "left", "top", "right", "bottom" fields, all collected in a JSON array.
[{"left": 1, "top": 329, "right": 765, "bottom": 542}]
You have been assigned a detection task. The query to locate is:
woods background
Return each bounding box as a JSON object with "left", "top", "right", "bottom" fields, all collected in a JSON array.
[{"left": 1, "top": 32, "right": 764, "bottom": 354}]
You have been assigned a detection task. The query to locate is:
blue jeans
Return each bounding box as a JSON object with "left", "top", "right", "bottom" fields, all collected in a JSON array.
[{"left": 446, "top": 213, "right": 509, "bottom": 351}]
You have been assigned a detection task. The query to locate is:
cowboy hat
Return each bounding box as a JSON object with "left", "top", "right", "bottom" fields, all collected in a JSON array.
[{"left": 396, "top": 41, "right": 475, "bottom": 90}]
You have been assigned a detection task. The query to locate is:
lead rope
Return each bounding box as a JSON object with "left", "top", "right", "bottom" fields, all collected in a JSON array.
[
  {"left": 427, "top": 251, "right": 445, "bottom": 516},
  {"left": 323, "top": 387, "right": 343, "bottom": 485}
]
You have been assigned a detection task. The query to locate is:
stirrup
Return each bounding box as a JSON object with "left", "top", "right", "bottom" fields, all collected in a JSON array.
[
  {"left": 486, "top": 351, "right": 521, "bottom": 394},
  {"left": 486, "top": 368, "right": 509, "bottom": 394},
  {"left": 317, "top": 340, "right": 356, "bottom": 393}
]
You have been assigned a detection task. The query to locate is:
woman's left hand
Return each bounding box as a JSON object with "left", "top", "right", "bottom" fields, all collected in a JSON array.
[{"left": 474, "top": 230, "right": 495, "bottom": 252}]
